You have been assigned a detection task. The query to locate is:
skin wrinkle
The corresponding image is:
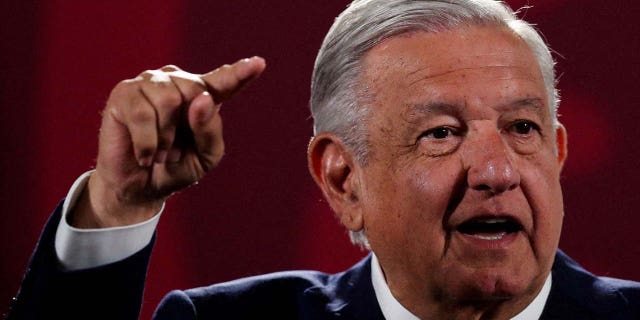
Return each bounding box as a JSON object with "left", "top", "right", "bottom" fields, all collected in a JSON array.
[
  {"left": 408, "top": 65, "right": 529, "bottom": 88},
  {"left": 442, "top": 166, "right": 468, "bottom": 257},
  {"left": 520, "top": 156, "right": 559, "bottom": 262}
]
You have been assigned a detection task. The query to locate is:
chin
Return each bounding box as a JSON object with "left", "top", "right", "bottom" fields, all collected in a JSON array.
[{"left": 443, "top": 267, "right": 540, "bottom": 305}]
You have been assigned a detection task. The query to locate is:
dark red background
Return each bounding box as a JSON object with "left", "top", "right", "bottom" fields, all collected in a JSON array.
[{"left": 2, "top": 1, "right": 639, "bottom": 318}]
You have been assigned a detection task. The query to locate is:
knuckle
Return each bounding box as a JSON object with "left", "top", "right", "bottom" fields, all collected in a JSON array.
[
  {"left": 182, "top": 83, "right": 206, "bottom": 100},
  {"left": 166, "top": 71, "right": 206, "bottom": 100},
  {"left": 210, "top": 64, "right": 232, "bottom": 78},
  {"left": 129, "top": 106, "right": 155, "bottom": 124},
  {"left": 112, "top": 79, "right": 136, "bottom": 94},
  {"left": 155, "top": 91, "right": 183, "bottom": 110},
  {"left": 161, "top": 64, "right": 181, "bottom": 72},
  {"left": 141, "top": 69, "right": 172, "bottom": 84},
  {"left": 138, "top": 69, "right": 155, "bottom": 78}
]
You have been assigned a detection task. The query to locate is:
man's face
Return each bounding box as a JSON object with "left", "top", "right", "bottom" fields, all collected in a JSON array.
[{"left": 356, "top": 25, "right": 566, "bottom": 312}]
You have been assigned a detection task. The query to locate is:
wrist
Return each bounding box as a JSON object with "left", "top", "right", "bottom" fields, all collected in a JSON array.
[{"left": 69, "top": 171, "right": 164, "bottom": 228}]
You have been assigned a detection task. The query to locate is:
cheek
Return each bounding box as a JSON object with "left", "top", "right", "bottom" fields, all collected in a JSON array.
[
  {"left": 519, "top": 156, "right": 564, "bottom": 250},
  {"left": 401, "top": 157, "right": 463, "bottom": 215},
  {"left": 365, "top": 159, "right": 464, "bottom": 244}
]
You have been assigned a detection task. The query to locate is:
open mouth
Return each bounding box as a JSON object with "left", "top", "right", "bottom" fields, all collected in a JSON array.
[{"left": 456, "top": 217, "right": 522, "bottom": 241}]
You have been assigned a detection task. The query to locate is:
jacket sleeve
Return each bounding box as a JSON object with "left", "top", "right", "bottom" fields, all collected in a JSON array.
[{"left": 6, "top": 201, "right": 155, "bottom": 320}]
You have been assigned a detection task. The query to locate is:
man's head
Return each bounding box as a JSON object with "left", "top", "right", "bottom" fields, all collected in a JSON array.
[
  {"left": 308, "top": 0, "right": 568, "bottom": 317},
  {"left": 310, "top": 0, "right": 560, "bottom": 251}
]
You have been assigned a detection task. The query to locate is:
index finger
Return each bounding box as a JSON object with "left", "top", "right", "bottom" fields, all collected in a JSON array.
[{"left": 201, "top": 56, "right": 267, "bottom": 104}]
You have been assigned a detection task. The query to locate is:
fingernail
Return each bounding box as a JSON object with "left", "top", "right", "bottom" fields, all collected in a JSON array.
[
  {"left": 154, "top": 150, "right": 168, "bottom": 163},
  {"left": 200, "top": 104, "right": 215, "bottom": 124},
  {"left": 168, "top": 148, "right": 181, "bottom": 163},
  {"left": 139, "top": 156, "right": 152, "bottom": 167}
]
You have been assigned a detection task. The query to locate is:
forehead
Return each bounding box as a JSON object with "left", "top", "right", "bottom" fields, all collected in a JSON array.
[
  {"left": 359, "top": 25, "right": 546, "bottom": 117},
  {"left": 364, "top": 25, "right": 536, "bottom": 71}
]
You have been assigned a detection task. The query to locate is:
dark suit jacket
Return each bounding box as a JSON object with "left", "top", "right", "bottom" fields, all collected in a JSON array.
[{"left": 7, "top": 202, "right": 640, "bottom": 319}]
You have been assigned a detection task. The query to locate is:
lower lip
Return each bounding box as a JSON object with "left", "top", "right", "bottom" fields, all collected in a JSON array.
[{"left": 455, "top": 231, "right": 521, "bottom": 249}]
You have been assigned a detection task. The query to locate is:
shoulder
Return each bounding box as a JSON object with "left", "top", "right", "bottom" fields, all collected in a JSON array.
[
  {"left": 598, "top": 276, "right": 640, "bottom": 307},
  {"left": 153, "top": 256, "right": 377, "bottom": 319},
  {"left": 554, "top": 250, "right": 640, "bottom": 297},
  {"left": 154, "top": 270, "right": 332, "bottom": 319},
  {"left": 190, "top": 269, "right": 333, "bottom": 303},
  {"left": 543, "top": 250, "right": 640, "bottom": 319}
]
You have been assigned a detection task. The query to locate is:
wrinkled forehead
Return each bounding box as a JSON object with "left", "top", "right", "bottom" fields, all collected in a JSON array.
[
  {"left": 360, "top": 25, "right": 541, "bottom": 87},
  {"left": 354, "top": 24, "right": 551, "bottom": 132}
]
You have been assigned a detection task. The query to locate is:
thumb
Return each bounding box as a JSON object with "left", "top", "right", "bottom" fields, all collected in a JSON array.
[{"left": 188, "top": 91, "right": 224, "bottom": 172}]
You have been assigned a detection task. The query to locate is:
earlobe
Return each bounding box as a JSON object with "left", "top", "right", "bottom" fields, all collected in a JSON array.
[
  {"left": 555, "top": 123, "right": 568, "bottom": 168},
  {"left": 307, "top": 134, "right": 364, "bottom": 231}
]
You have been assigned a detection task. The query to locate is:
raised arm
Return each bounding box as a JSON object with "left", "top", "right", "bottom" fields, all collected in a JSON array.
[{"left": 7, "top": 58, "right": 266, "bottom": 320}]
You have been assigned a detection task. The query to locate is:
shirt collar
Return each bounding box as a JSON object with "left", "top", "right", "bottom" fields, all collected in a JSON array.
[{"left": 370, "top": 253, "right": 552, "bottom": 320}]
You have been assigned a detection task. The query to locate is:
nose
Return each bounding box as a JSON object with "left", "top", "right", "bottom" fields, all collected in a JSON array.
[{"left": 465, "top": 129, "right": 520, "bottom": 194}]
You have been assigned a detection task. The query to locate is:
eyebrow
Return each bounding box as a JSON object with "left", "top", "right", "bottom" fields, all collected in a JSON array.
[
  {"left": 408, "top": 98, "right": 545, "bottom": 114},
  {"left": 497, "top": 98, "right": 547, "bottom": 119},
  {"left": 406, "top": 97, "right": 546, "bottom": 119},
  {"left": 401, "top": 102, "right": 460, "bottom": 125},
  {"left": 406, "top": 102, "right": 459, "bottom": 117}
]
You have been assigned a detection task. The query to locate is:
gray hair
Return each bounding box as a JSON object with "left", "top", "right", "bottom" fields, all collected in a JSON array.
[{"left": 309, "top": 0, "right": 559, "bottom": 248}]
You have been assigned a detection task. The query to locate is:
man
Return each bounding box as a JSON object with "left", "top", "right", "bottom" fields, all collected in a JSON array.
[{"left": 8, "top": 0, "right": 640, "bottom": 319}]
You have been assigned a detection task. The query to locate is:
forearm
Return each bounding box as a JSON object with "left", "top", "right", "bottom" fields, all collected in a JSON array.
[{"left": 7, "top": 173, "right": 159, "bottom": 319}]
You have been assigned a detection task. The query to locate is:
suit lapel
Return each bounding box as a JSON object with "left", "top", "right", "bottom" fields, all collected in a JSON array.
[
  {"left": 540, "top": 250, "right": 631, "bottom": 319},
  {"left": 303, "top": 255, "right": 385, "bottom": 320}
]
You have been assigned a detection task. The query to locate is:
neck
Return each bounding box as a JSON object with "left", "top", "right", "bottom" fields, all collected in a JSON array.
[
  {"left": 385, "top": 272, "right": 548, "bottom": 320},
  {"left": 400, "top": 281, "right": 546, "bottom": 320},
  {"left": 430, "top": 298, "right": 531, "bottom": 320},
  {"left": 371, "top": 254, "right": 552, "bottom": 320}
]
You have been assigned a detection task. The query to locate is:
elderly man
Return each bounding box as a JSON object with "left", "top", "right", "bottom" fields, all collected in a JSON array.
[{"left": 8, "top": 0, "right": 640, "bottom": 319}]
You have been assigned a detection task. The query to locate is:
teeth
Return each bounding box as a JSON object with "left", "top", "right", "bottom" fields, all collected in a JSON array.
[
  {"left": 480, "top": 218, "right": 508, "bottom": 224},
  {"left": 472, "top": 232, "right": 507, "bottom": 240}
]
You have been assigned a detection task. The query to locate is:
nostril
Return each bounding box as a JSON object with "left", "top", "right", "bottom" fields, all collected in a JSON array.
[{"left": 472, "top": 182, "right": 517, "bottom": 194}]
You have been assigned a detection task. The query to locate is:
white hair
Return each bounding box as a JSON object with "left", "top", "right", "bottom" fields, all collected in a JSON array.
[{"left": 309, "top": 0, "right": 559, "bottom": 248}]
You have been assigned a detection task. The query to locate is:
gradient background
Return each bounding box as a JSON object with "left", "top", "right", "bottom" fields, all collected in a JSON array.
[{"left": 1, "top": 1, "right": 639, "bottom": 318}]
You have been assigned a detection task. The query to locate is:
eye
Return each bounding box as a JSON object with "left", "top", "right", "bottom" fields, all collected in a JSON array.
[
  {"left": 509, "top": 120, "right": 540, "bottom": 136},
  {"left": 504, "top": 120, "right": 543, "bottom": 154},
  {"left": 421, "top": 127, "right": 456, "bottom": 140},
  {"left": 416, "top": 126, "right": 462, "bottom": 157}
]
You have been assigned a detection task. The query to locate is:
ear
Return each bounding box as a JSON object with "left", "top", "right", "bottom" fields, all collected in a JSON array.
[
  {"left": 307, "top": 134, "right": 364, "bottom": 232},
  {"left": 555, "top": 123, "right": 568, "bottom": 169}
]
